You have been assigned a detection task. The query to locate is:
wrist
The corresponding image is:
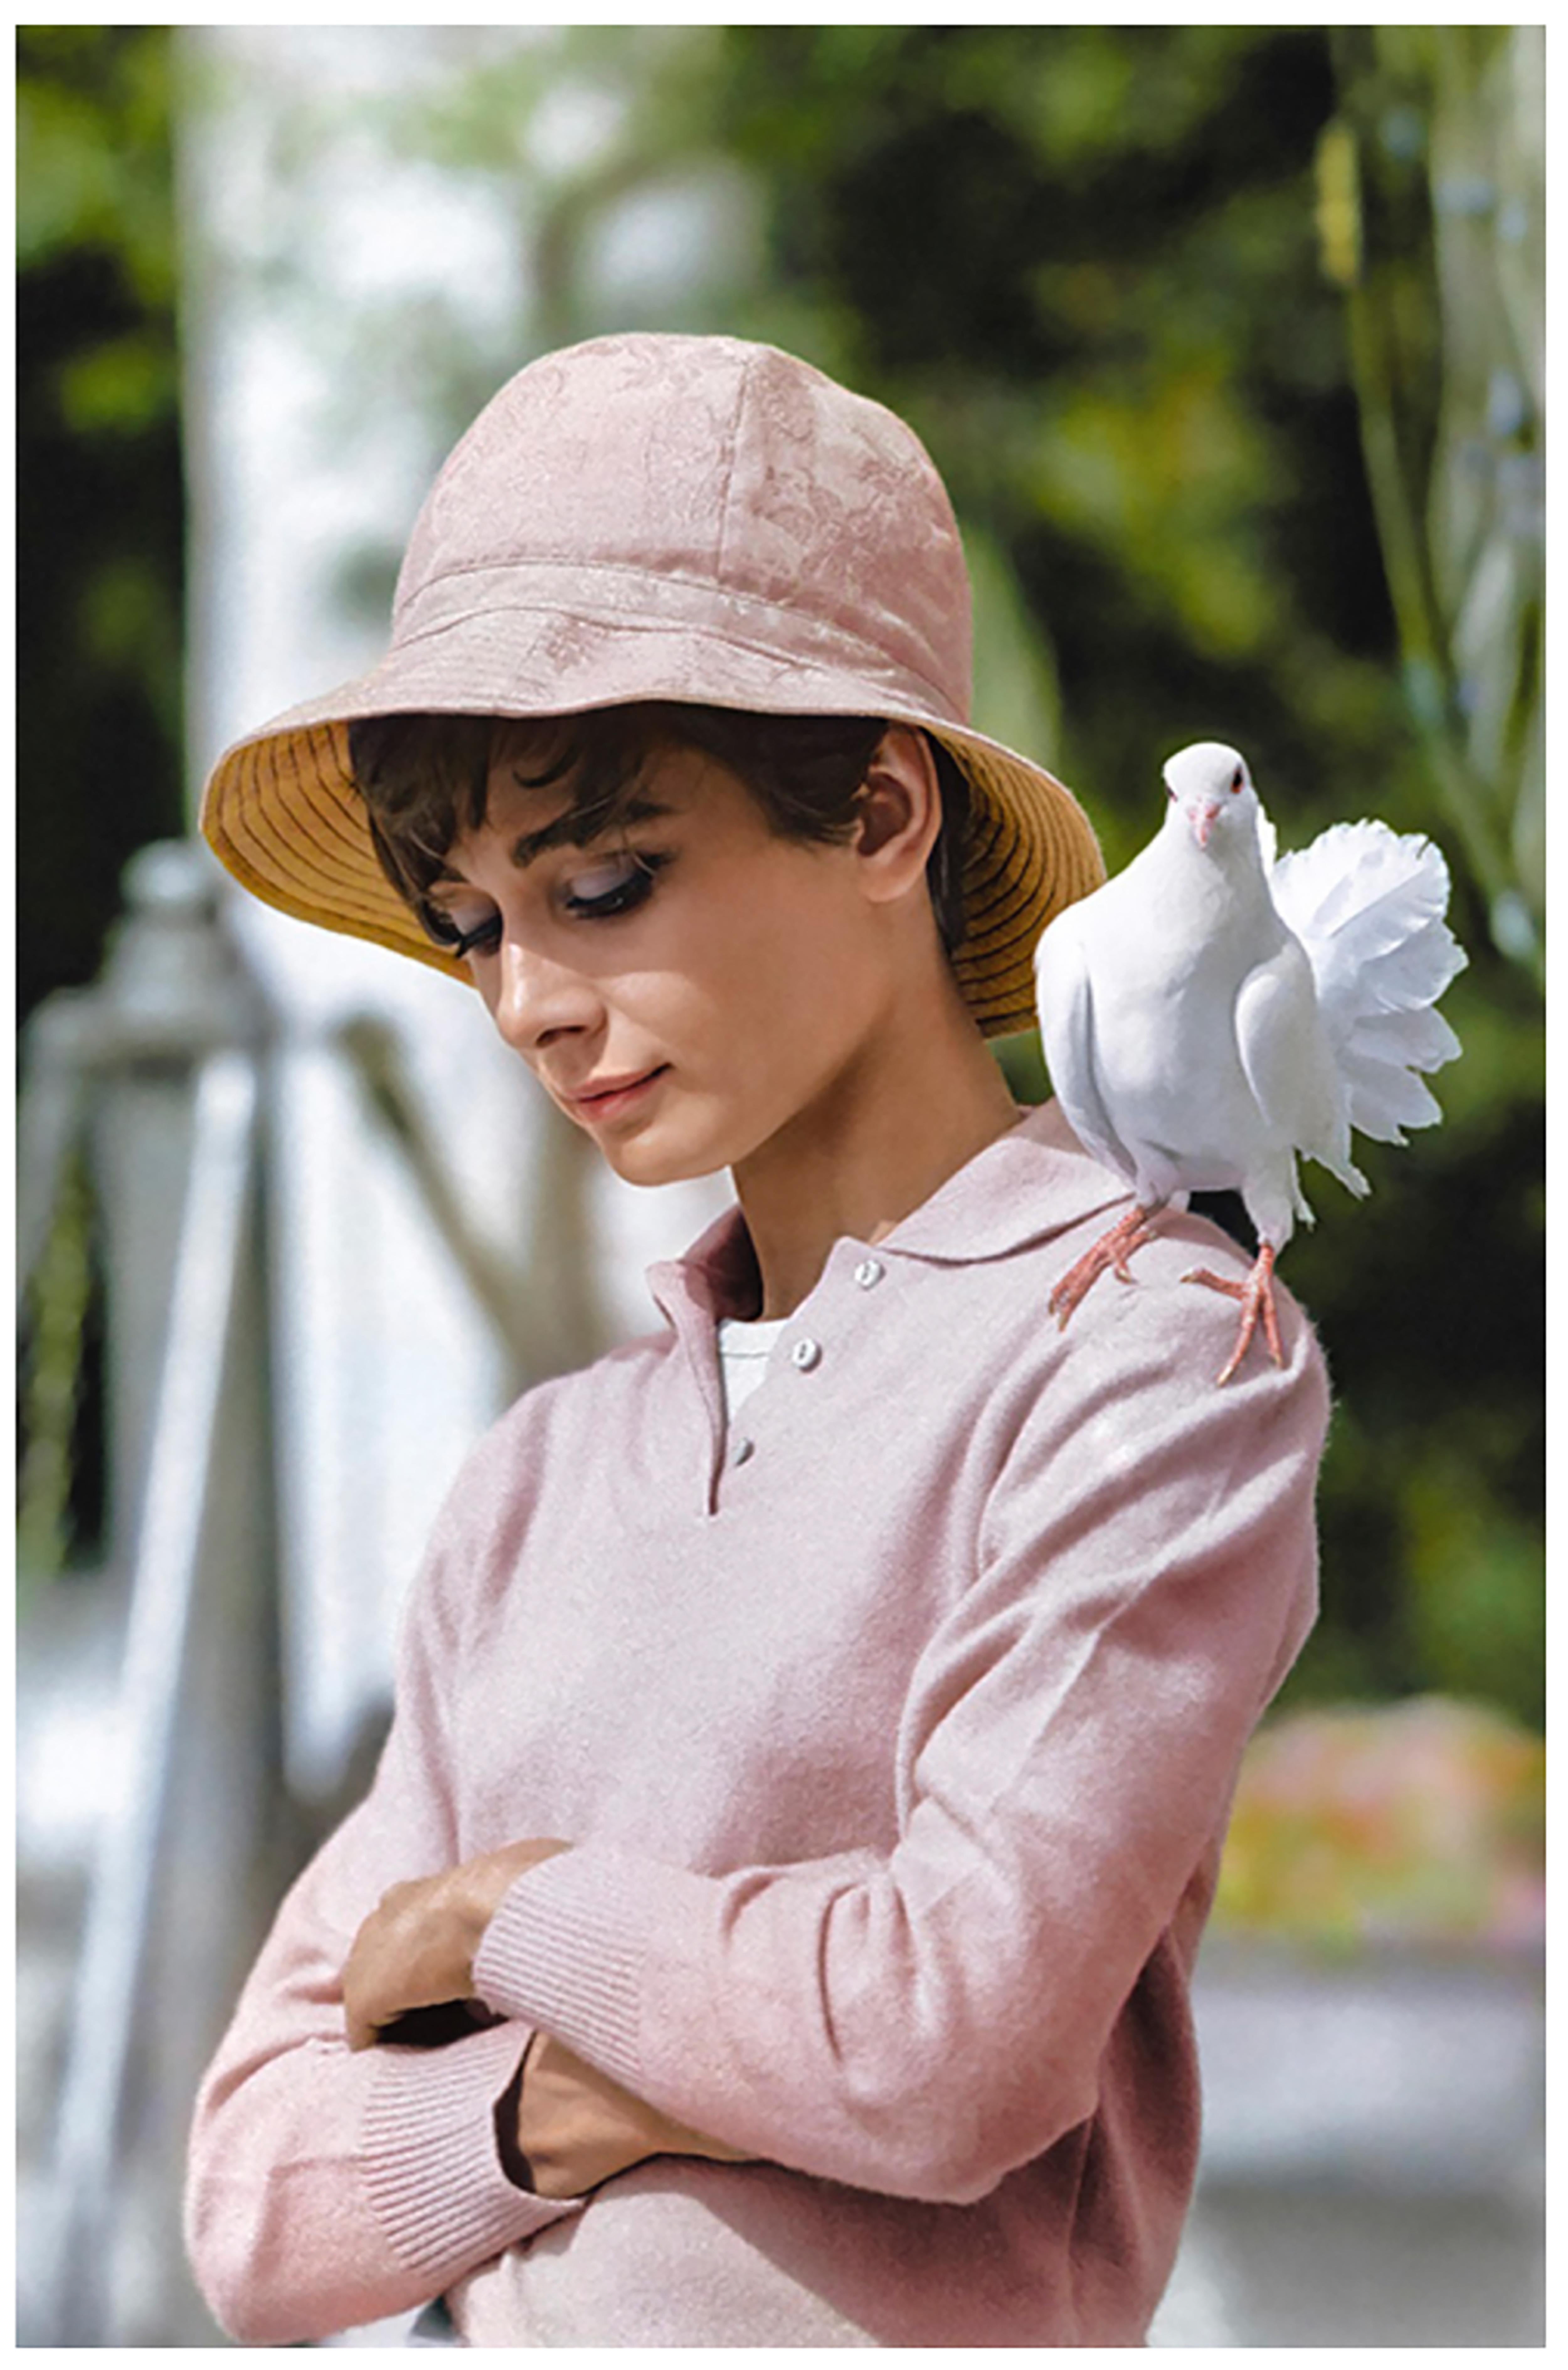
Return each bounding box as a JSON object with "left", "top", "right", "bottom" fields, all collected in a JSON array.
[{"left": 458, "top": 1841, "right": 570, "bottom": 1980}]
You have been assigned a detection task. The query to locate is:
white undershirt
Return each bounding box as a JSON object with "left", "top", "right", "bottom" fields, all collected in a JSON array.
[{"left": 716, "top": 1315, "right": 786, "bottom": 1420}]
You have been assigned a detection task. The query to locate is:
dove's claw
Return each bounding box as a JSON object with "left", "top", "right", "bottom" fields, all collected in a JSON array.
[
  {"left": 1049, "top": 1205, "right": 1159, "bottom": 1330},
  {"left": 1183, "top": 1244, "right": 1283, "bottom": 1383}
]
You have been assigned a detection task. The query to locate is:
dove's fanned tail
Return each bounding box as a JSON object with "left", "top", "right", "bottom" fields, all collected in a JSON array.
[{"left": 1268, "top": 820, "right": 1467, "bottom": 1146}]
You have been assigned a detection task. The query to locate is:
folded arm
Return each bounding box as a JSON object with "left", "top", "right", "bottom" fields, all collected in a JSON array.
[
  {"left": 470, "top": 1291, "right": 1328, "bottom": 2205},
  {"left": 186, "top": 1534, "right": 747, "bottom": 2345},
  {"left": 183, "top": 1556, "right": 583, "bottom": 2346},
  {"left": 339, "top": 1838, "right": 750, "bottom": 2202}
]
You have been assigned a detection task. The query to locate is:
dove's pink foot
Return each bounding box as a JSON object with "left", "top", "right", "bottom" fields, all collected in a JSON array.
[
  {"left": 1049, "top": 1205, "right": 1159, "bottom": 1331},
  {"left": 1184, "top": 1243, "right": 1284, "bottom": 1384}
]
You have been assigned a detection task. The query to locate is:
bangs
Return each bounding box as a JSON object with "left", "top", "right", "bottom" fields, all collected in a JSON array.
[
  {"left": 347, "top": 704, "right": 969, "bottom": 958},
  {"left": 347, "top": 709, "right": 669, "bottom": 907}
]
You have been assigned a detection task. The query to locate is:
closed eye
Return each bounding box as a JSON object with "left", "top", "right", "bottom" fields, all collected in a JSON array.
[
  {"left": 561, "top": 851, "right": 670, "bottom": 920},
  {"left": 418, "top": 850, "right": 673, "bottom": 959},
  {"left": 420, "top": 900, "right": 501, "bottom": 959},
  {"left": 451, "top": 913, "right": 503, "bottom": 957}
]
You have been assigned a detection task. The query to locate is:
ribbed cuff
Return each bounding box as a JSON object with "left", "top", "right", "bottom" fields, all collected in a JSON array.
[
  {"left": 473, "top": 1845, "right": 702, "bottom": 2096},
  {"left": 361, "top": 2017, "right": 581, "bottom": 2285}
]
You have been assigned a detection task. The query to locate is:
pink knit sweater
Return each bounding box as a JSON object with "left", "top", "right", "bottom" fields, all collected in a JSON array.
[{"left": 186, "top": 1101, "right": 1328, "bottom": 2347}]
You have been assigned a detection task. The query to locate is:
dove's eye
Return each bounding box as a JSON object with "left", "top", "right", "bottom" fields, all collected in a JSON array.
[{"left": 1230, "top": 766, "right": 1245, "bottom": 794}]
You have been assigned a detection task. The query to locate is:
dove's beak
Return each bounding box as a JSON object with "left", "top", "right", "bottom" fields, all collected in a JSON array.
[{"left": 1190, "top": 802, "right": 1221, "bottom": 849}]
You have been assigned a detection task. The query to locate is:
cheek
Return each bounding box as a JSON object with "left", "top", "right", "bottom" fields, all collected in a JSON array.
[
  {"left": 698, "top": 939, "right": 844, "bottom": 1078},
  {"left": 633, "top": 852, "right": 874, "bottom": 1085}
]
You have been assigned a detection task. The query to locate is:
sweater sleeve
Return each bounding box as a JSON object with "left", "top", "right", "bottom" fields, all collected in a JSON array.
[
  {"left": 184, "top": 1507, "right": 580, "bottom": 2346},
  {"left": 472, "top": 1278, "right": 1330, "bottom": 2208}
]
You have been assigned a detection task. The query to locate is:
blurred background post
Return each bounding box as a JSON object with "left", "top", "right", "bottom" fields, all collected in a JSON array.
[{"left": 16, "top": 24, "right": 1543, "bottom": 2347}]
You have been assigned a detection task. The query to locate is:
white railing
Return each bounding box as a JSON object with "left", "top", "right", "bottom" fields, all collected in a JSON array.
[{"left": 37, "top": 1053, "right": 260, "bottom": 2345}]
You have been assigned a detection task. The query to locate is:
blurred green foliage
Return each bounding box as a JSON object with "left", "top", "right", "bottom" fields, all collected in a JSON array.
[
  {"left": 19, "top": 24, "right": 1541, "bottom": 1728},
  {"left": 18, "top": 24, "right": 183, "bottom": 1569},
  {"left": 16, "top": 24, "right": 185, "bottom": 1033},
  {"left": 1326, "top": 28, "right": 1542, "bottom": 980},
  {"left": 17, "top": 1149, "right": 96, "bottom": 1582}
]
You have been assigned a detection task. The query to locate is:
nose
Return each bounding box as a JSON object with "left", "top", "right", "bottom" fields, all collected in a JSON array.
[{"left": 489, "top": 936, "right": 601, "bottom": 1059}]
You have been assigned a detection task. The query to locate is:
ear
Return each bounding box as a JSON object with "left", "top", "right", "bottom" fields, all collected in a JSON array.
[{"left": 852, "top": 726, "right": 943, "bottom": 904}]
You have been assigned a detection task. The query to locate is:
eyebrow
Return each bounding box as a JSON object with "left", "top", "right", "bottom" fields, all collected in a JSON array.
[
  {"left": 430, "top": 791, "right": 677, "bottom": 887},
  {"left": 506, "top": 792, "right": 676, "bottom": 871}
]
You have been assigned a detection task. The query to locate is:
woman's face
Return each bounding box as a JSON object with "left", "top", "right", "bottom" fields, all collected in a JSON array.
[{"left": 424, "top": 740, "right": 907, "bottom": 1187}]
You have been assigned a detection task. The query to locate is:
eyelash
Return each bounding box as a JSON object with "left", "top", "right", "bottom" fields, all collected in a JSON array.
[
  {"left": 564, "top": 850, "right": 671, "bottom": 921},
  {"left": 421, "top": 852, "right": 671, "bottom": 958}
]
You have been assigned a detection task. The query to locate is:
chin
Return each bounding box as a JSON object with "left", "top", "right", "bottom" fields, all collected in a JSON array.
[{"left": 595, "top": 1129, "right": 731, "bottom": 1191}]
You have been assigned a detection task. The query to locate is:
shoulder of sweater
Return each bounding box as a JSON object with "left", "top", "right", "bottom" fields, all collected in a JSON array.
[
  {"left": 1030, "top": 1205, "right": 1333, "bottom": 1444},
  {"left": 897, "top": 1190, "right": 1327, "bottom": 1394}
]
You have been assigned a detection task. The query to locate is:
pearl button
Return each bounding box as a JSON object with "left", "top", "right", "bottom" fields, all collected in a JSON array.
[
  {"left": 853, "top": 1257, "right": 884, "bottom": 1289},
  {"left": 790, "top": 1337, "right": 822, "bottom": 1372},
  {"left": 731, "top": 1435, "right": 755, "bottom": 1466}
]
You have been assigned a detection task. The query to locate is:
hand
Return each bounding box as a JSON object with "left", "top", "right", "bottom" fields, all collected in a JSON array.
[
  {"left": 342, "top": 1838, "right": 568, "bottom": 2052},
  {"left": 512, "top": 2030, "right": 755, "bottom": 2199}
]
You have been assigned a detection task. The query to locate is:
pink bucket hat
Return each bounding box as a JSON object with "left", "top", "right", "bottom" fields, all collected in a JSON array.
[{"left": 199, "top": 332, "right": 1103, "bottom": 1036}]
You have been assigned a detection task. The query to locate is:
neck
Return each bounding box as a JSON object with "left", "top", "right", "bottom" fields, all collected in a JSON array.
[
  {"left": 1164, "top": 804, "right": 1264, "bottom": 882},
  {"left": 731, "top": 973, "right": 1019, "bottom": 1320}
]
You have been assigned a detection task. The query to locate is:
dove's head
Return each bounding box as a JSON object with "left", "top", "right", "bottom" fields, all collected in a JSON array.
[{"left": 1162, "top": 741, "right": 1258, "bottom": 852}]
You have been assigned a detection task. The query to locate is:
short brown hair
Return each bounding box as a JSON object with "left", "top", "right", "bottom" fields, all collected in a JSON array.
[{"left": 347, "top": 704, "right": 971, "bottom": 958}]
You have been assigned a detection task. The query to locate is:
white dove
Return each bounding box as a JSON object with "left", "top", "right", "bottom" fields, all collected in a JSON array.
[{"left": 1034, "top": 740, "right": 1466, "bottom": 1382}]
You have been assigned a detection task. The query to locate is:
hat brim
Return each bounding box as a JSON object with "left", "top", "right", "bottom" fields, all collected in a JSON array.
[{"left": 200, "top": 612, "right": 1104, "bottom": 1039}]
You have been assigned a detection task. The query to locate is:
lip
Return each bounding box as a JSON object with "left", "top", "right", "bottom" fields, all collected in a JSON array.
[{"left": 562, "top": 1065, "right": 669, "bottom": 1123}]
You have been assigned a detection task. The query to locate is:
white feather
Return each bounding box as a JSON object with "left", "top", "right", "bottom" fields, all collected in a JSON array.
[
  {"left": 1269, "top": 817, "right": 1467, "bottom": 1141},
  {"left": 1034, "top": 741, "right": 1466, "bottom": 1264}
]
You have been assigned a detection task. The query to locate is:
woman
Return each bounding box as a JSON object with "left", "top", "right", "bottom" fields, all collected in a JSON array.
[{"left": 187, "top": 332, "right": 1328, "bottom": 2347}]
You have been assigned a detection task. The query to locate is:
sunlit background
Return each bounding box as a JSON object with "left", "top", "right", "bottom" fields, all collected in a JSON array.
[{"left": 17, "top": 24, "right": 1543, "bottom": 2348}]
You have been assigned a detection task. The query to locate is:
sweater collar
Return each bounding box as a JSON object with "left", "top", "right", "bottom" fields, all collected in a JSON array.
[{"left": 648, "top": 1098, "right": 1125, "bottom": 1325}]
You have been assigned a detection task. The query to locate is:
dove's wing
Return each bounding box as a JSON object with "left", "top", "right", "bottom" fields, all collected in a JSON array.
[
  {"left": 1034, "top": 909, "right": 1139, "bottom": 1189},
  {"left": 1254, "top": 804, "right": 1279, "bottom": 873},
  {"left": 1269, "top": 821, "right": 1466, "bottom": 1145},
  {"left": 1234, "top": 938, "right": 1368, "bottom": 1203}
]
